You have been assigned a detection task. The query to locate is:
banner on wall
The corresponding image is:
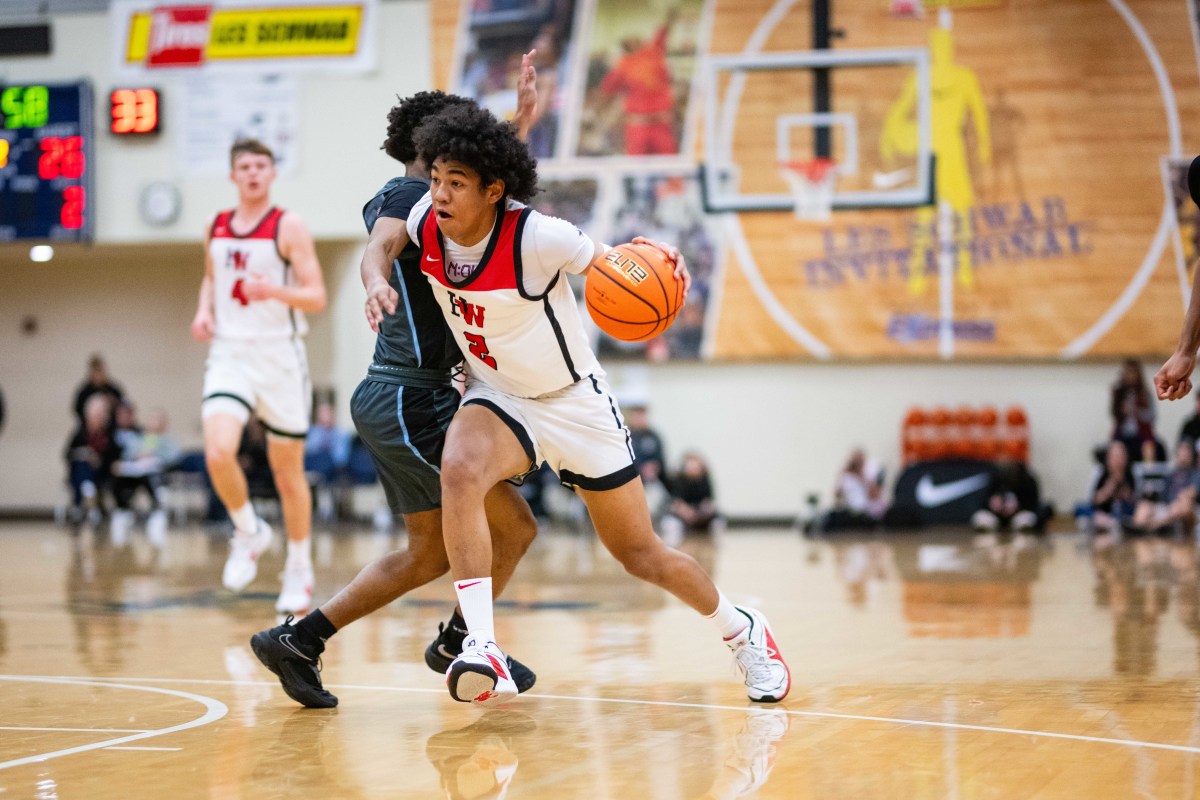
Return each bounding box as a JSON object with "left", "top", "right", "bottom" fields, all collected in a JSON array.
[
  {"left": 434, "top": 0, "right": 1198, "bottom": 361},
  {"left": 111, "top": 0, "right": 378, "bottom": 75}
]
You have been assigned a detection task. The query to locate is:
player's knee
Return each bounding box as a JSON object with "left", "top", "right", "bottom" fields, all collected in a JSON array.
[
  {"left": 616, "top": 542, "right": 668, "bottom": 584},
  {"left": 273, "top": 472, "right": 309, "bottom": 499},
  {"left": 204, "top": 440, "right": 237, "bottom": 468},
  {"left": 440, "top": 451, "right": 492, "bottom": 497}
]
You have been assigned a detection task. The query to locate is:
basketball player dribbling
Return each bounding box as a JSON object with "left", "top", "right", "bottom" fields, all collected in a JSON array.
[
  {"left": 191, "top": 138, "right": 325, "bottom": 615},
  {"left": 407, "top": 104, "right": 790, "bottom": 706},
  {"left": 247, "top": 61, "right": 543, "bottom": 709}
]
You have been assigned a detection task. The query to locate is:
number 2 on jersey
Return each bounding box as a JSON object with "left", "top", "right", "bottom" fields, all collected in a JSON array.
[{"left": 463, "top": 332, "right": 497, "bottom": 370}]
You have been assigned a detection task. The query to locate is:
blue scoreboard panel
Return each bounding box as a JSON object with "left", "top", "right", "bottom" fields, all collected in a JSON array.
[{"left": 0, "top": 81, "right": 94, "bottom": 242}]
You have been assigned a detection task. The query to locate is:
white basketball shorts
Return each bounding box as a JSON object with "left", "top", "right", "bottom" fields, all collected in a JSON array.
[
  {"left": 462, "top": 373, "right": 638, "bottom": 490},
  {"left": 202, "top": 336, "right": 311, "bottom": 438}
]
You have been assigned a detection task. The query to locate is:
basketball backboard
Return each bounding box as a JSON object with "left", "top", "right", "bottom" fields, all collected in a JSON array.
[{"left": 700, "top": 47, "right": 935, "bottom": 213}]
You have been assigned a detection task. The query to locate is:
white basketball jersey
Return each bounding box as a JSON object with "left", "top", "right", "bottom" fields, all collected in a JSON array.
[
  {"left": 209, "top": 207, "right": 307, "bottom": 339},
  {"left": 409, "top": 196, "right": 599, "bottom": 398}
]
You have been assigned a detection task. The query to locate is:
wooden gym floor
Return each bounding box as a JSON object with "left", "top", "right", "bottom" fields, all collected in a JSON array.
[{"left": 2, "top": 520, "right": 1200, "bottom": 798}]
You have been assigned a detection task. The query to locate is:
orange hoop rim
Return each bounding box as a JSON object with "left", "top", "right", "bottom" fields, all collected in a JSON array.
[{"left": 778, "top": 157, "right": 838, "bottom": 183}]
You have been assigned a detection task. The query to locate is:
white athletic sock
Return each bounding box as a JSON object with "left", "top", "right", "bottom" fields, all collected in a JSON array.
[
  {"left": 286, "top": 537, "right": 312, "bottom": 570},
  {"left": 454, "top": 577, "right": 495, "bottom": 646},
  {"left": 229, "top": 503, "right": 257, "bottom": 534},
  {"left": 706, "top": 591, "right": 749, "bottom": 640}
]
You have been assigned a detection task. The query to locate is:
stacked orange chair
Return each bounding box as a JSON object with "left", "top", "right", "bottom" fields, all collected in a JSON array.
[
  {"left": 900, "top": 404, "right": 1026, "bottom": 464},
  {"left": 1001, "top": 405, "right": 1029, "bottom": 462},
  {"left": 902, "top": 408, "right": 928, "bottom": 464},
  {"left": 948, "top": 405, "right": 977, "bottom": 459},
  {"left": 974, "top": 406, "right": 1001, "bottom": 460}
]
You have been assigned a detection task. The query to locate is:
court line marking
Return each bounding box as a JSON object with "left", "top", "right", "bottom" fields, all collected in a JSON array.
[
  {"left": 70, "top": 674, "right": 1200, "bottom": 756},
  {"left": 0, "top": 676, "right": 227, "bottom": 770},
  {"left": 104, "top": 746, "right": 182, "bottom": 752},
  {"left": 0, "top": 726, "right": 152, "bottom": 733}
]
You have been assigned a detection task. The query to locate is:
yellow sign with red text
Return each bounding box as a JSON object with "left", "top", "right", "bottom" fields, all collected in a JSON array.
[{"left": 114, "top": 1, "right": 375, "bottom": 73}]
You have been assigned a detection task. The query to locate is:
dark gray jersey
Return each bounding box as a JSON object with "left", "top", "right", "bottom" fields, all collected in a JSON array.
[{"left": 362, "top": 177, "right": 461, "bottom": 371}]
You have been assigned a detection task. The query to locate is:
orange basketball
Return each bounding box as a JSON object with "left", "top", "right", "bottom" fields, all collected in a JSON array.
[{"left": 585, "top": 242, "right": 684, "bottom": 342}]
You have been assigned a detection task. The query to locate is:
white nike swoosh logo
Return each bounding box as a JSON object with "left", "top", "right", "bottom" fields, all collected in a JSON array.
[
  {"left": 436, "top": 643, "right": 456, "bottom": 659},
  {"left": 872, "top": 167, "right": 915, "bottom": 189},
  {"left": 426, "top": 254, "right": 438, "bottom": 262},
  {"left": 278, "top": 633, "right": 312, "bottom": 662},
  {"left": 915, "top": 473, "right": 991, "bottom": 507}
]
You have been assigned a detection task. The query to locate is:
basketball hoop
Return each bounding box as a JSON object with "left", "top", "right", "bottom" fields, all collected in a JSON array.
[{"left": 779, "top": 158, "right": 838, "bottom": 222}]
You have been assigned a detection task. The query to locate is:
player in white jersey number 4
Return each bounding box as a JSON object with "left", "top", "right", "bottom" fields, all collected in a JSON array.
[
  {"left": 405, "top": 104, "right": 790, "bottom": 705},
  {"left": 191, "top": 138, "right": 327, "bottom": 614}
]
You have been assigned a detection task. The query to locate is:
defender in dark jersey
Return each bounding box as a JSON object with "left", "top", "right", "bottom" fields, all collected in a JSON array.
[{"left": 249, "top": 64, "right": 542, "bottom": 709}]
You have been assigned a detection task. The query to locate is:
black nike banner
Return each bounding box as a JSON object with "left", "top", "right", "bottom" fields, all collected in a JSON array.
[{"left": 888, "top": 459, "right": 999, "bottom": 526}]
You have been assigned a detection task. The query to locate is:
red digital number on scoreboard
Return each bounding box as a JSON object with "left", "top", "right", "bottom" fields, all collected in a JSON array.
[
  {"left": 61, "top": 185, "right": 85, "bottom": 229},
  {"left": 38, "top": 136, "right": 85, "bottom": 180}
]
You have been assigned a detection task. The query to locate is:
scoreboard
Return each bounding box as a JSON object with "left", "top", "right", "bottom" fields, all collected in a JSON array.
[{"left": 0, "top": 81, "right": 94, "bottom": 242}]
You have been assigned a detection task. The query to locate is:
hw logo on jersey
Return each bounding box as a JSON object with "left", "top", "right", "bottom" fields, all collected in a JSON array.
[
  {"left": 448, "top": 292, "right": 496, "bottom": 370},
  {"left": 227, "top": 248, "right": 252, "bottom": 306},
  {"left": 226, "top": 249, "right": 250, "bottom": 271},
  {"left": 449, "top": 293, "right": 486, "bottom": 327},
  {"left": 603, "top": 249, "right": 649, "bottom": 285}
]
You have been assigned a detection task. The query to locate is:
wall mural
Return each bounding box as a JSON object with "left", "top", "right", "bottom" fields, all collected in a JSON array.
[{"left": 436, "top": 0, "right": 1200, "bottom": 362}]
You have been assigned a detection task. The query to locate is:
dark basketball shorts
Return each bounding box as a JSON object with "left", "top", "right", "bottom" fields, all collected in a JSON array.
[{"left": 350, "top": 377, "right": 461, "bottom": 515}]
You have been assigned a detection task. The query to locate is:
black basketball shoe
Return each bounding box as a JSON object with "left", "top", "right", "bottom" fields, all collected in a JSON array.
[
  {"left": 250, "top": 616, "right": 338, "bottom": 709},
  {"left": 424, "top": 614, "right": 537, "bottom": 693}
]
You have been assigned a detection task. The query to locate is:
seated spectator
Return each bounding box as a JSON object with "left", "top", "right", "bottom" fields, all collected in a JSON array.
[
  {"left": 972, "top": 459, "right": 1040, "bottom": 532},
  {"left": 1111, "top": 359, "right": 1162, "bottom": 462},
  {"left": 1092, "top": 440, "right": 1136, "bottom": 534},
  {"left": 1130, "top": 439, "right": 1200, "bottom": 534},
  {"left": 140, "top": 408, "right": 183, "bottom": 472},
  {"left": 835, "top": 447, "right": 887, "bottom": 524},
  {"left": 72, "top": 354, "right": 124, "bottom": 424},
  {"left": 627, "top": 401, "right": 669, "bottom": 518},
  {"left": 111, "top": 405, "right": 179, "bottom": 544},
  {"left": 813, "top": 448, "right": 887, "bottom": 533},
  {"left": 64, "top": 394, "right": 119, "bottom": 522},
  {"left": 306, "top": 402, "right": 352, "bottom": 523},
  {"left": 305, "top": 401, "right": 351, "bottom": 484},
  {"left": 660, "top": 451, "right": 722, "bottom": 546}
]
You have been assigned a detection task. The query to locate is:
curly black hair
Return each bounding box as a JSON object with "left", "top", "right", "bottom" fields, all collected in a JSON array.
[
  {"left": 381, "top": 90, "right": 475, "bottom": 165},
  {"left": 412, "top": 103, "right": 539, "bottom": 202}
]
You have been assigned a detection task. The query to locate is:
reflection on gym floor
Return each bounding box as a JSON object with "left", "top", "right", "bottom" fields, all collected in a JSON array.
[{"left": 3, "top": 521, "right": 1200, "bottom": 798}]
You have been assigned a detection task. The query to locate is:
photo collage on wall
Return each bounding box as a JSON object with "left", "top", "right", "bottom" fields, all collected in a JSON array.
[{"left": 452, "top": 0, "right": 718, "bottom": 361}]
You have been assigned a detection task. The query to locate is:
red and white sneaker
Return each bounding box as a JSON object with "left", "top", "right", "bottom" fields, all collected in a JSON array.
[
  {"left": 726, "top": 607, "right": 790, "bottom": 703},
  {"left": 446, "top": 637, "right": 519, "bottom": 708},
  {"left": 222, "top": 518, "right": 272, "bottom": 592},
  {"left": 275, "top": 561, "right": 313, "bottom": 614}
]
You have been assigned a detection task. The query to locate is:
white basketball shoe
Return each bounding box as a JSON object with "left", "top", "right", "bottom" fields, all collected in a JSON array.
[
  {"left": 276, "top": 561, "right": 314, "bottom": 614},
  {"left": 446, "top": 637, "right": 519, "bottom": 707},
  {"left": 726, "top": 607, "right": 791, "bottom": 703},
  {"left": 222, "top": 518, "right": 273, "bottom": 592}
]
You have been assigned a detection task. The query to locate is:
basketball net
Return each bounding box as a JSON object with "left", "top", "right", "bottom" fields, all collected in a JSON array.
[{"left": 779, "top": 158, "right": 837, "bottom": 222}]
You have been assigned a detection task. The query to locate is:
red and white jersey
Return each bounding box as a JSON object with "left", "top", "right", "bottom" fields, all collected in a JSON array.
[
  {"left": 408, "top": 194, "right": 598, "bottom": 398},
  {"left": 208, "top": 207, "right": 307, "bottom": 339}
]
